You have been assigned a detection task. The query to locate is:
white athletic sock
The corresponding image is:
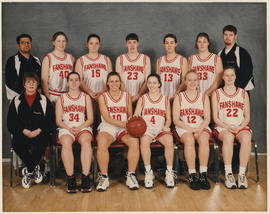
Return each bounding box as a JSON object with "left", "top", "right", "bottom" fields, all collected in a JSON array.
[
  {"left": 145, "top": 165, "right": 151, "bottom": 173},
  {"left": 239, "top": 166, "right": 246, "bottom": 175},
  {"left": 127, "top": 171, "right": 135, "bottom": 175},
  {"left": 224, "top": 165, "right": 232, "bottom": 175},
  {"left": 188, "top": 169, "right": 196, "bottom": 174},
  {"left": 199, "top": 166, "right": 208, "bottom": 173},
  {"left": 167, "top": 165, "right": 173, "bottom": 172}
]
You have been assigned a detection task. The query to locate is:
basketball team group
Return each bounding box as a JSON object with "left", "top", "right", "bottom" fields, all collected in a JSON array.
[{"left": 5, "top": 24, "right": 255, "bottom": 193}]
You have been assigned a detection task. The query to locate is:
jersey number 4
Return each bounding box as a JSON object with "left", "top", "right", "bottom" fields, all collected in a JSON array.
[
  {"left": 127, "top": 72, "right": 138, "bottom": 80},
  {"left": 226, "top": 108, "right": 238, "bottom": 117},
  {"left": 69, "top": 113, "right": 79, "bottom": 122}
]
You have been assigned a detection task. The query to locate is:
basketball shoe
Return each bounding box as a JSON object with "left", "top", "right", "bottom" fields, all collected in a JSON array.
[
  {"left": 126, "top": 172, "right": 139, "bottom": 190},
  {"left": 96, "top": 173, "right": 109, "bottom": 192},
  {"left": 225, "top": 173, "right": 237, "bottom": 189},
  {"left": 81, "top": 174, "right": 92, "bottom": 193},
  {"left": 164, "top": 169, "right": 175, "bottom": 188},
  {"left": 237, "top": 174, "right": 248, "bottom": 189},
  {"left": 144, "top": 169, "right": 154, "bottom": 189}
]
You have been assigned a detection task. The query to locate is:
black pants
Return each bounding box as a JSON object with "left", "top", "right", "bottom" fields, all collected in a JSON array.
[{"left": 12, "top": 133, "right": 49, "bottom": 172}]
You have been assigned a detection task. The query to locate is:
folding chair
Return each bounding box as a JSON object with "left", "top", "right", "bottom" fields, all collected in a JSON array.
[{"left": 172, "top": 128, "right": 220, "bottom": 183}]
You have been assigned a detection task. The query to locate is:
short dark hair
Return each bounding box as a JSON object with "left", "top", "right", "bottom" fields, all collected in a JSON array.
[
  {"left": 23, "top": 72, "right": 40, "bottom": 86},
  {"left": 195, "top": 32, "right": 211, "bottom": 49},
  {"left": 163, "top": 33, "right": 177, "bottom": 43},
  {"left": 147, "top": 73, "right": 162, "bottom": 88},
  {"left": 52, "top": 31, "right": 68, "bottom": 42},
  {"left": 67, "top": 71, "right": 80, "bottom": 82},
  {"left": 16, "top": 34, "right": 32, "bottom": 44},
  {"left": 87, "top": 34, "right": 101, "bottom": 43},
  {"left": 106, "top": 71, "right": 122, "bottom": 90},
  {"left": 223, "top": 25, "right": 237, "bottom": 35},
  {"left": 126, "top": 33, "right": 139, "bottom": 42},
  {"left": 223, "top": 65, "right": 236, "bottom": 74}
]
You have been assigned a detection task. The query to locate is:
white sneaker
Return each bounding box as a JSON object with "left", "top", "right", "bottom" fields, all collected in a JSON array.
[
  {"left": 22, "top": 167, "right": 28, "bottom": 176},
  {"left": 22, "top": 173, "right": 33, "bottom": 189},
  {"left": 33, "top": 165, "right": 43, "bottom": 184},
  {"left": 144, "top": 169, "right": 154, "bottom": 189},
  {"left": 225, "top": 173, "right": 237, "bottom": 189},
  {"left": 96, "top": 173, "right": 109, "bottom": 192},
  {"left": 165, "top": 170, "right": 175, "bottom": 188},
  {"left": 126, "top": 172, "right": 139, "bottom": 190},
  {"left": 238, "top": 174, "right": 248, "bottom": 189}
]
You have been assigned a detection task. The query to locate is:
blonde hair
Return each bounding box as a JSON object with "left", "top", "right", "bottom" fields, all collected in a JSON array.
[{"left": 184, "top": 70, "right": 198, "bottom": 80}]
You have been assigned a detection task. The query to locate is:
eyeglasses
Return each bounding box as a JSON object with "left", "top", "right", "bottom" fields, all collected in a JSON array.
[{"left": 20, "top": 41, "right": 32, "bottom": 45}]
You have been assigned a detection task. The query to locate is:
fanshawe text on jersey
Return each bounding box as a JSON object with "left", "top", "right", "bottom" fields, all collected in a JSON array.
[
  {"left": 192, "top": 65, "right": 215, "bottom": 73},
  {"left": 63, "top": 105, "right": 85, "bottom": 113},
  {"left": 123, "top": 65, "right": 144, "bottom": 73},
  {"left": 180, "top": 108, "right": 204, "bottom": 117},
  {"left": 53, "top": 64, "right": 73, "bottom": 72},
  {"left": 107, "top": 106, "right": 127, "bottom": 114},
  {"left": 219, "top": 101, "right": 244, "bottom": 110},
  {"left": 84, "top": 63, "right": 106, "bottom": 70},
  {"left": 160, "top": 66, "right": 181, "bottom": 75},
  {"left": 144, "top": 108, "right": 166, "bottom": 118}
]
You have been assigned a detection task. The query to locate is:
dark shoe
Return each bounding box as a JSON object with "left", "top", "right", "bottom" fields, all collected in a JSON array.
[
  {"left": 67, "top": 174, "right": 78, "bottom": 193},
  {"left": 199, "top": 172, "right": 211, "bottom": 190},
  {"left": 81, "top": 174, "right": 92, "bottom": 193},
  {"left": 188, "top": 173, "right": 200, "bottom": 190}
]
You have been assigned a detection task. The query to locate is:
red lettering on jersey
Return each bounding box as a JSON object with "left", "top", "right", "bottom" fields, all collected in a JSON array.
[
  {"left": 123, "top": 65, "right": 144, "bottom": 73},
  {"left": 63, "top": 105, "right": 85, "bottom": 113},
  {"left": 160, "top": 66, "right": 180, "bottom": 76},
  {"left": 192, "top": 65, "right": 215, "bottom": 73},
  {"left": 144, "top": 108, "right": 166, "bottom": 118},
  {"left": 53, "top": 64, "right": 73, "bottom": 72},
  {"left": 180, "top": 108, "right": 204, "bottom": 117},
  {"left": 219, "top": 101, "right": 244, "bottom": 110},
  {"left": 107, "top": 106, "right": 127, "bottom": 114},
  {"left": 84, "top": 63, "right": 106, "bottom": 70}
]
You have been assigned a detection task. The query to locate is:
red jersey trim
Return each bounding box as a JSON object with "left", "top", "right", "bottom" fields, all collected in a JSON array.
[
  {"left": 215, "top": 89, "right": 220, "bottom": 103},
  {"left": 178, "top": 93, "right": 182, "bottom": 108},
  {"left": 46, "top": 54, "right": 51, "bottom": 68},
  {"left": 70, "top": 55, "right": 75, "bottom": 65},
  {"left": 141, "top": 96, "right": 145, "bottom": 109},
  {"left": 125, "top": 53, "right": 141, "bottom": 63},
  {"left": 79, "top": 57, "right": 84, "bottom": 68},
  {"left": 183, "top": 91, "right": 200, "bottom": 104},
  {"left": 85, "top": 53, "right": 101, "bottom": 61},
  {"left": 60, "top": 95, "right": 64, "bottom": 112},
  {"left": 180, "top": 55, "right": 183, "bottom": 71},
  {"left": 146, "top": 93, "right": 163, "bottom": 104},
  {"left": 107, "top": 91, "right": 124, "bottom": 103},
  {"left": 188, "top": 55, "right": 193, "bottom": 67},
  {"left": 214, "top": 55, "right": 218, "bottom": 67},
  {"left": 120, "top": 55, "right": 123, "bottom": 68},
  {"left": 51, "top": 52, "right": 67, "bottom": 61},
  {"left": 49, "top": 89, "right": 66, "bottom": 94},
  {"left": 164, "top": 54, "right": 179, "bottom": 64},
  {"left": 66, "top": 92, "right": 83, "bottom": 101},
  {"left": 195, "top": 53, "right": 213, "bottom": 62},
  {"left": 242, "top": 89, "right": 246, "bottom": 99},
  {"left": 104, "top": 55, "right": 109, "bottom": 69},
  {"left": 157, "top": 57, "right": 162, "bottom": 73},
  {"left": 220, "top": 88, "right": 240, "bottom": 98},
  {"left": 103, "top": 92, "right": 108, "bottom": 106},
  {"left": 143, "top": 55, "right": 147, "bottom": 68},
  {"left": 165, "top": 96, "right": 169, "bottom": 109}
]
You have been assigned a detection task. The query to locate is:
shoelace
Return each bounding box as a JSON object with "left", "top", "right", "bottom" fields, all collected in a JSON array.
[
  {"left": 239, "top": 175, "right": 246, "bottom": 183},
  {"left": 128, "top": 173, "right": 138, "bottom": 185},
  {"left": 228, "top": 174, "right": 235, "bottom": 183},
  {"left": 97, "top": 174, "right": 106, "bottom": 187}
]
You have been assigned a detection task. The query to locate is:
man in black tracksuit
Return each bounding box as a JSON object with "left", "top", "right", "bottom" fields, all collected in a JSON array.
[
  {"left": 7, "top": 72, "right": 54, "bottom": 188},
  {"left": 218, "top": 25, "right": 255, "bottom": 92}
]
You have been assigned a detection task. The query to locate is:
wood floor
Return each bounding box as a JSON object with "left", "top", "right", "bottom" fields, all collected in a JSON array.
[{"left": 2, "top": 155, "right": 268, "bottom": 212}]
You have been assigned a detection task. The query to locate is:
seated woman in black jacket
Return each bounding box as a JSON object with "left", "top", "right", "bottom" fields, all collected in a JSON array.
[{"left": 7, "top": 72, "right": 54, "bottom": 189}]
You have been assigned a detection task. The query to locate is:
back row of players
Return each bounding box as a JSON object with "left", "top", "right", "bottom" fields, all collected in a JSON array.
[{"left": 7, "top": 28, "right": 252, "bottom": 193}]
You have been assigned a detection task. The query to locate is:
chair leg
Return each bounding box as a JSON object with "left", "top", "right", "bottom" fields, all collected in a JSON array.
[
  {"left": 254, "top": 143, "right": 259, "bottom": 183},
  {"left": 214, "top": 144, "right": 220, "bottom": 183},
  {"left": 10, "top": 148, "right": 14, "bottom": 187},
  {"left": 173, "top": 146, "right": 180, "bottom": 184},
  {"left": 50, "top": 144, "right": 56, "bottom": 187}
]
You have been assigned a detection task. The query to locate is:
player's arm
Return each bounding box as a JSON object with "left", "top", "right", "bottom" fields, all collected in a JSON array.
[
  {"left": 115, "top": 56, "right": 128, "bottom": 92},
  {"left": 164, "top": 98, "right": 171, "bottom": 130},
  {"left": 172, "top": 94, "right": 193, "bottom": 131},
  {"left": 134, "top": 97, "right": 143, "bottom": 116},
  {"left": 75, "top": 58, "right": 97, "bottom": 100},
  {"left": 98, "top": 94, "right": 125, "bottom": 128},
  {"left": 204, "top": 56, "right": 223, "bottom": 96},
  {"left": 239, "top": 91, "right": 250, "bottom": 129},
  {"left": 55, "top": 97, "right": 72, "bottom": 131},
  {"left": 41, "top": 56, "right": 50, "bottom": 99},
  {"left": 78, "top": 95, "right": 94, "bottom": 131},
  {"left": 127, "top": 93, "right": 133, "bottom": 119},
  {"left": 211, "top": 91, "right": 230, "bottom": 129},
  {"left": 134, "top": 56, "right": 151, "bottom": 102},
  {"left": 198, "top": 95, "right": 210, "bottom": 130},
  {"left": 175, "top": 57, "right": 188, "bottom": 94}
]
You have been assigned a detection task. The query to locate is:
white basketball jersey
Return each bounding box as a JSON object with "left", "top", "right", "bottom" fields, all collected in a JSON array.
[
  {"left": 178, "top": 91, "right": 205, "bottom": 127},
  {"left": 60, "top": 92, "right": 87, "bottom": 127},
  {"left": 120, "top": 54, "right": 147, "bottom": 96},
  {"left": 157, "top": 54, "right": 183, "bottom": 99},
  {"left": 189, "top": 53, "right": 218, "bottom": 93},
  {"left": 80, "top": 54, "right": 109, "bottom": 94},
  {"left": 47, "top": 52, "right": 74, "bottom": 97},
  {"left": 101, "top": 91, "right": 129, "bottom": 123},
  {"left": 141, "top": 93, "right": 168, "bottom": 131},
  {"left": 215, "top": 88, "right": 245, "bottom": 126}
]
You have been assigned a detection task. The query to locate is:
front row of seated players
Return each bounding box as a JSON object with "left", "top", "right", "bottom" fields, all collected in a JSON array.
[{"left": 8, "top": 66, "right": 252, "bottom": 192}]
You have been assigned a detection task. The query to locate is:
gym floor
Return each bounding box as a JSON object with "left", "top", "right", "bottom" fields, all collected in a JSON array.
[{"left": 2, "top": 155, "right": 268, "bottom": 212}]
